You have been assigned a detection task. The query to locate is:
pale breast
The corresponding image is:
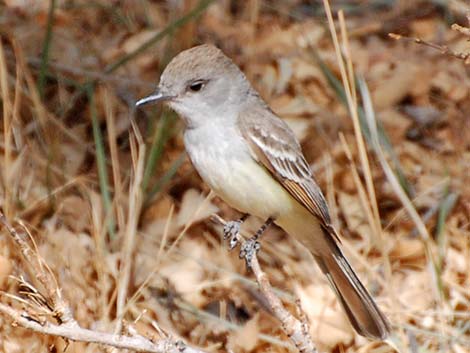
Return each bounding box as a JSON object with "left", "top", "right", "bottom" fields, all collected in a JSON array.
[{"left": 183, "top": 124, "right": 298, "bottom": 219}]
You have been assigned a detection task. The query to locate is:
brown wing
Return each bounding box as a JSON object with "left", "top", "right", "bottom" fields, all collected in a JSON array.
[
  {"left": 239, "top": 106, "right": 391, "bottom": 340},
  {"left": 237, "top": 105, "right": 332, "bottom": 228}
]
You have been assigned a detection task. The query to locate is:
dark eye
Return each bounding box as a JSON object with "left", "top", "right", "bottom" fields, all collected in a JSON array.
[{"left": 188, "top": 80, "right": 206, "bottom": 92}]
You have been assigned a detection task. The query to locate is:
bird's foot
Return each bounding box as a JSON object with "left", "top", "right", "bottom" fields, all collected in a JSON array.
[
  {"left": 223, "top": 220, "right": 243, "bottom": 250},
  {"left": 223, "top": 214, "right": 248, "bottom": 250},
  {"left": 239, "top": 237, "right": 261, "bottom": 268}
]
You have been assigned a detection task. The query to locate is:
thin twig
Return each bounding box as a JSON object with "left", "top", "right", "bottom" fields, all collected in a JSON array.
[
  {"left": 0, "top": 211, "right": 209, "bottom": 353},
  {"left": 0, "top": 212, "right": 74, "bottom": 324},
  {"left": 389, "top": 33, "right": 470, "bottom": 65},
  {"left": 212, "top": 214, "right": 318, "bottom": 353},
  {"left": 451, "top": 23, "right": 470, "bottom": 37},
  {"left": 0, "top": 302, "right": 206, "bottom": 353}
]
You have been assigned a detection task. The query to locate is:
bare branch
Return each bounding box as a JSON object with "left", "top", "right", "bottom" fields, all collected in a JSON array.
[
  {"left": 451, "top": 23, "right": 470, "bottom": 37},
  {"left": 212, "top": 214, "right": 318, "bottom": 353},
  {"left": 0, "top": 212, "right": 74, "bottom": 324},
  {"left": 388, "top": 32, "right": 470, "bottom": 65},
  {"left": 0, "top": 302, "right": 206, "bottom": 353},
  {"left": 0, "top": 211, "right": 209, "bottom": 353},
  {"left": 451, "top": 13, "right": 470, "bottom": 37}
]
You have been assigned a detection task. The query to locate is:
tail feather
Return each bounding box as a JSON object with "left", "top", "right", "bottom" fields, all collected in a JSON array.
[{"left": 313, "top": 227, "right": 390, "bottom": 340}]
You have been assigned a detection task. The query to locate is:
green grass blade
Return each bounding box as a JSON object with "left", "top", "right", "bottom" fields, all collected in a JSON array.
[
  {"left": 38, "top": 0, "right": 57, "bottom": 99},
  {"left": 86, "top": 84, "right": 115, "bottom": 238},
  {"left": 436, "top": 192, "right": 458, "bottom": 238},
  {"left": 104, "top": 0, "right": 215, "bottom": 74},
  {"left": 56, "top": 0, "right": 214, "bottom": 127},
  {"left": 141, "top": 110, "right": 177, "bottom": 194},
  {"left": 145, "top": 152, "right": 185, "bottom": 205},
  {"left": 359, "top": 77, "right": 445, "bottom": 300},
  {"left": 436, "top": 185, "right": 458, "bottom": 267}
]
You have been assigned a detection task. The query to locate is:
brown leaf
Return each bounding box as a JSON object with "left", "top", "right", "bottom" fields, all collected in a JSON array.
[
  {"left": 0, "top": 255, "right": 13, "bottom": 290},
  {"left": 296, "top": 284, "right": 354, "bottom": 348},
  {"left": 227, "top": 313, "right": 260, "bottom": 352}
]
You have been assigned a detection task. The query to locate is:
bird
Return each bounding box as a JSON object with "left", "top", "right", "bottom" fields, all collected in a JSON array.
[{"left": 136, "top": 44, "right": 390, "bottom": 340}]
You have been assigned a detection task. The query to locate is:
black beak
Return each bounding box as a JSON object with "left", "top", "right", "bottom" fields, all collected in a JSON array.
[{"left": 135, "top": 89, "right": 173, "bottom": 107}]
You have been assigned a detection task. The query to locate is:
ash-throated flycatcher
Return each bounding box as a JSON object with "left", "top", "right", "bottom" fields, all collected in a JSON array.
[{"left": 136, "top": 44, "right": 390, "bottom": 340}]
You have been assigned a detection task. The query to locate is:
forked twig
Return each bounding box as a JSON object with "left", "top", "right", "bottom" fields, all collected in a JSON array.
[
  {"left": 0, "top": 212, "right": 74, "bottom": 325},
  {"left": 0, "top": 209, "right": 317, "bottom": 353},
  {"left": 0, "top": 211, "right": 208, "bottom": 353},
  {"left": 212, "top": 214, "right": 318, "bottom": 353},
  {"left": 389, "top": 28, "right": 470, "bottom": 65}
]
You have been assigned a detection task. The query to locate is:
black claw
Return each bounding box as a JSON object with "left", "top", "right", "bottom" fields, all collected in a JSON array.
[
  {"left": 229, "top": 234, "right": 240, "bottom": 250},
  {"left": 223, "top": 220, "right": 244, "bottom": 251},
  {"left": 224, "top": 216, "right": 271, "bottom": 269},
  {"left": 223, "top": 220, "right": 242, "bottom": 240}
]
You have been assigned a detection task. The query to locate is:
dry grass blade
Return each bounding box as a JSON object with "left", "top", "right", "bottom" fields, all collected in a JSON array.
[
  {"left": 212, "top": 214, "right": 318, "bottom": 353},
  {"left": 124, "top": 204, "right": 175, "bottom": 312},
  {"left": 115, "top": 123, "right": 146, "bottom": 334},
  {"left": 320, "top": 4, "right": 396, "bottom": 342},
  {"left": 0, "top": 212, "right": 73, "bottom": 323},
  {"left": 1, "top": 2, "right": 468, "bottom": 352},
  {"left": 104, "top": 0, "right": 216, "bottom": 74},
  {"left": 164, "top": 190, "right": 216, "bottom": 259},
  {"left": 168, "top": 287, "right": 295, "bottom": 349},
  {"left": 359, "top": 78, "right": 436, "bottom": 267},
  {"left": 335, "top": 8, "right": 381, "bottom": 240},
  {"left": 105, "top": 88, "right": 125, "bottom": 231},
  {"left": 50, "top": 0, "right": 216, "bottom": 132},
  {"left": 358, "top": 77, "right": 447, "bottom": 342},
  {"left": 0, "top": 39, "right": 13, "bottom": 219},
  {"left": 310, "top": 42, "right": 414, "bottom": 198},
  {"left": 0, "top": 211, "right": 210, "bottom": 353}
]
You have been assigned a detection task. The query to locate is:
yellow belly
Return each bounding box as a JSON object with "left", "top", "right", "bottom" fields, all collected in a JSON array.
[
  {"left": 207, "top": 158, "right": 298, "bottom": 219},
  {"left": 184, "top": 124, "right": 322, "bottom": 245}
]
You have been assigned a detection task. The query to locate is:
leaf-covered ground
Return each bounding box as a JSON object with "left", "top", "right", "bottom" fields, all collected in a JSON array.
[{"left": 0, "top": 1, "right": 469, "bottom": 352}]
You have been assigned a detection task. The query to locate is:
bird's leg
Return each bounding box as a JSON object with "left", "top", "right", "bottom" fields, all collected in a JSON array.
[
  {"left": 240, "top": 217, "right": 274, "bottom": 268},
  {"left": 224, "top": 213, "right": 248, "bottom": 250}
]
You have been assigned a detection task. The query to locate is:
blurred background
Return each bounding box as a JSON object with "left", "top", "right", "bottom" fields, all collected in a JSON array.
[{"left": 0, "top": 1, "right": 469, "bottom": 352}]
